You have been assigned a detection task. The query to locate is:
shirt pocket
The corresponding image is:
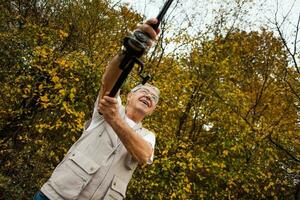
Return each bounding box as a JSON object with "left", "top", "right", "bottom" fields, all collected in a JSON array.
[
  {"left": 50, "top": 150, "right": 100, "bottom": 200},
  {"left": 124, "top": 154, "right": 138, "bottom": 170},
  {"left": 103, "top": 175, "right": 127, "bottom": 200}
]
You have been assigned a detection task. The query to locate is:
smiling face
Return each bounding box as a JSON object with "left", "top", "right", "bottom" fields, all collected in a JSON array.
[{"left": 125, "top": 85, "right": 159, "bottom": 122}]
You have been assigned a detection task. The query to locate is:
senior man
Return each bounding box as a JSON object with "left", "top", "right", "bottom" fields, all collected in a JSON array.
[{"left": 34, "top": 18, "right": 160, "bottom": 200}]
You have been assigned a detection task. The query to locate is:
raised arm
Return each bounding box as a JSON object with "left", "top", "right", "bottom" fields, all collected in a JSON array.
[
  {"left": 100, "top": 94, "right": 154, "bottom": 164},
  {"left": 98, "top": 19, "right": 159, "bottom": 164},
  {"left": 98, "top": 18, "right": 159, "bottom": 100}
]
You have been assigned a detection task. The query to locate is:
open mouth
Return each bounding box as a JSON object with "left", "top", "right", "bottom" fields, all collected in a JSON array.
[{"left": 139, "top": 97, "right": 151, "bottom": 107}]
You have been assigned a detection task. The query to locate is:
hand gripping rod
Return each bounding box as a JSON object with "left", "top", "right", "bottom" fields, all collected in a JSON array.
[{"left": 108, "top": 0, "right": 174, "bottom": 97}]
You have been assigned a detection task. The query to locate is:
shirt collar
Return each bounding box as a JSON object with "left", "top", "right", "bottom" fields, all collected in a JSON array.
[{"left": 125, "top": 115, "right": 142, "bottom": 130}]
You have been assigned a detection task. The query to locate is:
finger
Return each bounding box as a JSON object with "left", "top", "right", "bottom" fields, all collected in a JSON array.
[
  {"left": 156, "top": 27, "right": 160, "bottom": 34},
  {"left": 142, "top": 24, "right": 157, "bottom": 40},
  {"left": 100, "top": 91, "right": 110, "bottom": 102},
  {"left": 99, "top": 99, "right": 111, "bottom": 107},
  {"left": 145, "top": 18, "right": 161, "bottom": 34},
  {"left": 146, "top": 40, "right": 153, "bottom": 47},
  {"left": 102, "top": 91, "right": 117, "bottom": 103},
  {"left": 103, "top": 96, "right": 117, "bottom": 104},
  {"left": 145, "top": 18, "right": 158, "bottom": 26},
  {"left": 136, "top": 24, "right": 158, "bottom": 40}
]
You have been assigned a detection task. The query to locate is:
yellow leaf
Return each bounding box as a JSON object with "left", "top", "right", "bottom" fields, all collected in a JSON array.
[
  {"left": 54, "top": 83, "right": 62, "bottom": 89},
  {"left": 52, "top": 76, "right": 59, "bottom": 83},
  {"left": 59, "top": 30, "right": 69, "bottom": 38},
  {"left": 220, "top": 163, "right": 226, "bottom": 169},
  {"left": 40, "top": 95, "right": 49, "bottom": 102},
  {"left": 223, "top": 150, "right": 229, "bottom": 156},
  {"left": 59, "top": 89, "right": 66, "bottom": 96},
  {"left": 38, "top": 84, "right": 43, "bottom": 90}
]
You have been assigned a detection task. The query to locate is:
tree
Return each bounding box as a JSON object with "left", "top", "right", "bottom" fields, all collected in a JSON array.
[
  {"left": 0, "top": 0, "right": 142, "bottom": 198},
  {"left": 125, "top": 28, "right": 299, "bottom": 199},
  {"left": 1, "top": 0, "right": 299, "bottom": 199}
]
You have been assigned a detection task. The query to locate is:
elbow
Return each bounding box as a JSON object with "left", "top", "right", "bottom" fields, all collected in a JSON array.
[
  {"left": 138, "top": 155, "right": 151, "bottom": 165},
  {"left": 135, "top": 149, "right": 153, "bottom": 165}
]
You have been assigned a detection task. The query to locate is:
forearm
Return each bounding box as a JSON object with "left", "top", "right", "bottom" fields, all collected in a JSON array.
[
  {"left": 110, "top": 117, "right": 153, "bottom": 164},
  {"left": 99, "top": 53, "right": 124, "bottom": 99}
]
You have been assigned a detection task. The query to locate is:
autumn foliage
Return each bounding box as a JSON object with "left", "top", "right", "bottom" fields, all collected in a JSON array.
[{"left": 0, "top": 0, "right": 299, "bottom": 199}]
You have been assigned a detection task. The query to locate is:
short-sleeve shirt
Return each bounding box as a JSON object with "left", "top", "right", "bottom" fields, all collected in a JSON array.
[{"left": 86, "top": 95, "right": 155, "bottom": 163}]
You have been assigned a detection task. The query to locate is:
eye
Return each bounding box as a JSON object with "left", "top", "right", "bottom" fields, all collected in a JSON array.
[{"left": 151, "top": 95, "right": 158, "bottom": 102}]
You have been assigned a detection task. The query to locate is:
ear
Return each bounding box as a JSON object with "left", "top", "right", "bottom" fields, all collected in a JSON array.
[{"left": 127, "top": 92, "right": 133, "bottom": 101}]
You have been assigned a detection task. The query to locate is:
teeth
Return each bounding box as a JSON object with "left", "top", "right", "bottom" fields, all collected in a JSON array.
[
  {"left": 143, "top": 101, "right": 148, "bottom": 106},
  {"left": 140, "top": 99, "right": 149, "bottom": 107}
]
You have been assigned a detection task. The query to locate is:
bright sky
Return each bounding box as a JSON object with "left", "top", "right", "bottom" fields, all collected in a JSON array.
[
  {"left": 113, "top": 0, "right": 299, "bottom": 31},
  {"left": 112, "top": 0, "right": 299, "bottom": 56}
]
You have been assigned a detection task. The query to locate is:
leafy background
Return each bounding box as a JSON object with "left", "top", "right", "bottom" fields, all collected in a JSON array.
[{"left": 0, "top": 0, "right": 299, "bottom": 199}]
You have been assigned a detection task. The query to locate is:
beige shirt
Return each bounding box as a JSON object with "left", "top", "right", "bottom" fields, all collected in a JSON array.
[
  {"left": 87, "top": 96, "right": 156, "bottom": 162},
  {"left": 41, "top": 96, "right": 156, "bottom": 200}
]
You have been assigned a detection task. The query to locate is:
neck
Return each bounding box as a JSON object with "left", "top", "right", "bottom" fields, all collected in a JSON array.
[{"left": 125, "top": 107, "right": 144, "bottom": 123}]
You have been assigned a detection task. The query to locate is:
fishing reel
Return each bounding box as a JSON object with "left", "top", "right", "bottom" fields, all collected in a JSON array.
[
  {"left": 123, "top": 30, "right": 151, "bottom": 58},
  {"left": 120, "top": 30, "right": 152, "bottom": 84},
  {"left": 108, "top": 0, "right": 174, "bottom": 97}
]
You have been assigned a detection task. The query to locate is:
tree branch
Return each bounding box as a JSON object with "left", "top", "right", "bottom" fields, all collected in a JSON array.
[{"left": 268, "top": 133, "right": 300, "bottom": 163}]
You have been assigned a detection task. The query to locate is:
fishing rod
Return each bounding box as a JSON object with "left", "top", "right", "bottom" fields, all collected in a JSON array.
[{"left": 109, "top": 0, "right": 174, "bottom": 97}]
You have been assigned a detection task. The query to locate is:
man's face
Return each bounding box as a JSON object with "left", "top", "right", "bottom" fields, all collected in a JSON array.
[{"left": 126, "top": 86, "right": 159, "bottom": 117}]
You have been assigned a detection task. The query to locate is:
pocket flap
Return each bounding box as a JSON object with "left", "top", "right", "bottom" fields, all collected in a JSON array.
[
  {"left": 125, "top": 154, "right": 138, "bottom": 170},
  {"left": 70, "top": 151, "right": 100, "bottom": 174},
  {"left": 111, "top": 175, "right": 127, "bottom": 196}
]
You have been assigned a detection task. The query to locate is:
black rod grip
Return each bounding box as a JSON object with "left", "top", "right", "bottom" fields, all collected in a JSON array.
[
  {"left": 108, "top": 0, "right": 174, "bottom": 97},
  {"left": 151, "top": 0, "right": 174, "bottom": 30},
  {"left": 108, "top": 60, "right": 135, "bottom": 97}
]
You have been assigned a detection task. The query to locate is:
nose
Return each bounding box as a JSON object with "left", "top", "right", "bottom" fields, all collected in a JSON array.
[{"left": 144, "top": 95, "right": 152, "bottom": 102}]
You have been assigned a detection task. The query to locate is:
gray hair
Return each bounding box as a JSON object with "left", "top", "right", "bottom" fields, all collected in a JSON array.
[{"left": 131, "top": 83, "right": 160, "bottom": 99}]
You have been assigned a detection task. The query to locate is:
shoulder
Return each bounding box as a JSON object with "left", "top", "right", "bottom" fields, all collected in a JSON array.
[
  {"left": 140, "top": 127, "right": 156, "bottom": 141},
  {"left": 141, "top": 127, "right": 155, "bottom": 135},
  {"left": 139, "top": 127, "right": 156, "bottom": 149}
]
